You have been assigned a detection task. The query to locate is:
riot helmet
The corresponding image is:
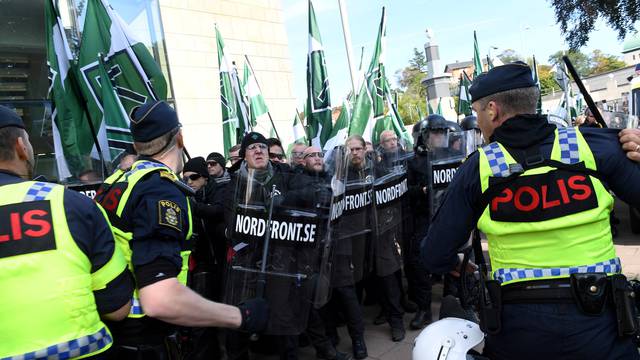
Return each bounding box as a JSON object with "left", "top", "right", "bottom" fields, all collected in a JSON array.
[
  {"left": 421, "top": 114, "right": 449, "bottom": 150},
  {"left": 461, "top": 115, "right": 483, "bottom": 147},
  {"left": 446, "top": 121, "right": 463, "bottom": 151},
  {"left": 412, "top": 318, "right": 484, "bottom": 360},
  {"left": 412, "top": 118, "right": 430, "bottom": 150}
]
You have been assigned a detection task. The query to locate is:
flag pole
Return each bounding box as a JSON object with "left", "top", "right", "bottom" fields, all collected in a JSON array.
[
  {"left": 244, "top": 55, "right": 281, "bottom": 141},
  {"left": 337, "top": 0, "right": 357, "bottom": 95}
]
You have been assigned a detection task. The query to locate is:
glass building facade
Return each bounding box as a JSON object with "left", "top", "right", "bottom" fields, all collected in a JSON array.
[{"left": 0, "top": 0, "right": 173, "bottom": 182}]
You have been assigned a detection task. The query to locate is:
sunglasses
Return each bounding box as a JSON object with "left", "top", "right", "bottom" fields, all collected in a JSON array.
[
  {"left": 183, "top": 173, "right": 202, "bottom": 181},
  {"left": 207, "top": 161, "right": 219, "bottom": 167},
  {"left": 304, "top": 152, "right": 324, "bottom": 159},
  {"left": 270, "top": 153, "right": 285, "bottom": 160}
]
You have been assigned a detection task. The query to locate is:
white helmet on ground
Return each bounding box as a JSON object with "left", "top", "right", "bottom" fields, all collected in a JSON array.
[{"left": 412, "top": 317, "right": 484, "bottom": 360}]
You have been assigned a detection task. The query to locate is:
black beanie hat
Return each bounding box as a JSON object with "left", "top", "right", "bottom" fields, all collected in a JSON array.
[
  {"left": 239, "top": 132, "right": 268, "bottom": 158},
  {"left": 183, "top": 156, "right": 208, "bottom": 177}
]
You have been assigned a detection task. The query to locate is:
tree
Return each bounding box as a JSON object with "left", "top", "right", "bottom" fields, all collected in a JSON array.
[
  {"left": 497, "top": 49, "right": 523, "bottom": 64},
  {"left": 548, "top": 50, "right": 591, "bottom": 77},
  {"left": 394, "top": 48, "right": 428, "bottom": 124},
  {"left": 589, "top": 49, "right": 627, "bottom": 74},
  {"left": 538, "top": 64, "right": 562, "bottom": 95},
  {"left": 551, "top": 0, "right": 639, "bottom": 49}
]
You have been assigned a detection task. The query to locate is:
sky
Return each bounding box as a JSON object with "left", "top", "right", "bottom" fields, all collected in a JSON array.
[{"left": 281, "top": 0, "right": 631, "bottom": 107}]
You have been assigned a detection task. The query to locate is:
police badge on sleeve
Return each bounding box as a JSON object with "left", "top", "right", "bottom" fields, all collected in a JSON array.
[{"left": 158, "top": 200, "right": 183, "bottom": 231}]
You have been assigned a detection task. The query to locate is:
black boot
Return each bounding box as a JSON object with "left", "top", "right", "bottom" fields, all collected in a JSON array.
[
  {"left": 410, "top": 310, "right": 432, "bottom": 330},
  {"left": 401, "top": 297, "right": 418, "bottom": 313},
  {"left": 390, "top": 325, "right": 405, "bottom": 342},
  {"left": 316, "top": 343, "right": 353, "bottom": 360},
  {"left": 352, "top": 338, "right": 368, "bottom": 360},
  {"left": 373, "top": 309, "right": 386, "bottom": 325}
]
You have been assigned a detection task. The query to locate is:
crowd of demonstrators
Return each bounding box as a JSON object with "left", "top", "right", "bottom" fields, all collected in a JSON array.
[{"left": 3, "top": 62, "right": 640, "bottom": 360}]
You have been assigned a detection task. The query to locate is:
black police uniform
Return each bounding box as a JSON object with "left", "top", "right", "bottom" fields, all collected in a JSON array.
[
  {"left": 96, "top": 101, "right": 194, "bottom": 358},
  {"left": 421, "top": 63, "right": 640, "bottom": 360}
]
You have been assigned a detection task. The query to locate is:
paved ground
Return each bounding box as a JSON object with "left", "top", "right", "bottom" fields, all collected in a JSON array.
[{"left": 256, "top": 201, "right": 639, "bottom": 360}]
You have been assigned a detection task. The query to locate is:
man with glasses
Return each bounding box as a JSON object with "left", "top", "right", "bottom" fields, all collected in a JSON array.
[
  {"left": 267, "top": 138, "right": 288, "bottom": 164},
  {"left": 290, "top": 143, "right": 308, "bottom": 167}
]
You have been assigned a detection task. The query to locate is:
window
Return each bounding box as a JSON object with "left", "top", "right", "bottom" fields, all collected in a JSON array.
[{"left": 0, "top": 0, "right": 173, "bottom": 182}]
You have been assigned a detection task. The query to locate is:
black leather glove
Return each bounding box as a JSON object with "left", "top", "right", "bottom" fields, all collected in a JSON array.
[{"left": 237, "top": 298, "right": 270, "bottom": 333}]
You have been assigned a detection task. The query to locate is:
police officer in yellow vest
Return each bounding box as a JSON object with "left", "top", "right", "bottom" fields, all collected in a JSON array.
[
  {"left": 421, "top": 62, "right": 640, "bottom": 359},
  {"left": 0, "top": 105, "right": 133, "bottom": 359},
  {"left": 95, "top": 100, "right": 269, "bottom": 359}
]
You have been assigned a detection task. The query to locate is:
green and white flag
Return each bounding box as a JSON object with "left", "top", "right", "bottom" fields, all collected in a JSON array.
[
  {"left": 232, "top": 60, "right": 252, "bottom": 135},
  {"left": 306, "top": 0, "right": 332, "bottom": 148},
  {"left": 385, "top": 84, "right": 412, "bottom": 147},
  {"left": 77, "top": 0, "right": 166, "bottom": 161},
  {"left": 349, "top": 7, "right": 387, "bottom": 143},
  {"left": 427, "top": 100, "right": 434, "bottom": 115},
  {"left": 98, "top": 54, "right": 132, "bottom": 160},
  {"left": 457, "top": 72, "right": 472, "bottom": 116},
  {"left": 216, "top": 26, "right": 240, "bottom": 157},
  {"left": 292, "top": 111, "right": 307, "bottom": 145},
  {"left": 323, "top": 100, "right": 350, "bottom": 152},
  {"left": 436, "top": 98, "right": 443, "bottom": 115},
  {"left": 532, "top": 55, "right": 543, "bottom": 114},
  {"left": 243, "top": 56, "right": 275, "bottom": 136},
  {"left": 473, "top": 31, "right": 482, "bottom": 78},
  {"left": 46, "top": 0, "right": 91, "bottom": 179},
  {"left": 416, "top": 104, "right": 425, "bottom": 120}
]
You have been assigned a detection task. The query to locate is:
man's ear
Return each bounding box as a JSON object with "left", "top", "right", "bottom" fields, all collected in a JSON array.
[
  {"left": 176, "top": 130, "right": 184, "bottom": 149},
  {"left": 15, "top": 135, "right": 28, "bottom": 161}
]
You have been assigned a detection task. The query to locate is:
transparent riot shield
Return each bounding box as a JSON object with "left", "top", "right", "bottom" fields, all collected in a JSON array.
[
  {"left": 330, "top": 143, "right": 375, "bottom": 286},
  {"left": 225, "top": 162, "right": 331, "bottom": 335},
  {"left": 372, "top": 148, "right": 411, "bottom": 277},
  {"left": 428, "top": 130, "right": 479, "bottom": 218}
]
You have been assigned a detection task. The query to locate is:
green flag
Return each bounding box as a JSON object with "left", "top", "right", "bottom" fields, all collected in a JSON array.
[
  {"left": 457, "top": 72, "right": 472, "bottom": 116},
  {"left": 215, "top": 25, "right": 242, "bottom": 157},
  {"left": 306, "top": 0, "right": 333, "bottom": 148},
  {"left": 532, "top": 55, "right": 543, "bottom": 114},
  {"left": 323, "top": 100, "right": 350, "bottom": 152},
  {"left": 231, "top": 60, "right": 251, "bottom": 135},
  {"left": 98, "top": 54, "right": 132, "bottom": 160},
  {"left": 416, "top": 105, "right": 424, "bottom": 120},
  {"left": 77, "top": 0, "right": 166, "bottom": 161},
  {"left": 385, "top": 83, "right": 412, "bottom": 147},
  {"left": 473, "top": 31, "right": 482, "bottom": 78},
  {"left": 427, "top": 101, "right": 434, "bottom": 115},
  {"left": 243, "top": 56, "right": 275, "bottom": 136},
  {"left": 349, "top": 7, "right": 386, "bottom": 143},
  {"left": 46, "top": 0, "right": 92, "bottom": 179},
  {"left": 292, "top": 111, "right": 307, "bottom": 144},
  {"left": 436, "top": 98, "right": 443, "bottom": 115}
]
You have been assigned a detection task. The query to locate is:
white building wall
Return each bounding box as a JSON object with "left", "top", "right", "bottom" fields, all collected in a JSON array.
[{"left": 159, "top": 0, "right": 297, "bottom": 158}]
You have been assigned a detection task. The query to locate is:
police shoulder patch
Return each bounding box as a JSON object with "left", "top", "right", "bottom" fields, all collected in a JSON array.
[{"left": 158, "top": 199, "right": 183, "bottom": 231}]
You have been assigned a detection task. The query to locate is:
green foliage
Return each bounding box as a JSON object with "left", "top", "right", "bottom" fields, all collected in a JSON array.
[
  {"left": 551, "top": 0, "right": 639, "bottom": 49},
  {"left": 589, "top": 49, "right": 627, "bottom": 74},
  {"left": 548, "top": 49, "right": 626, "bottom": 77},
  {"left": 497, "top": 49, "right": 523, "bottom": 63},
  {"left": 394, "top": 48, "right": 427, "bottom": 125}
]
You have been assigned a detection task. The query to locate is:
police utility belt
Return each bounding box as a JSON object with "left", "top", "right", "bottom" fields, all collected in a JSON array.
[{"left": 477, "top": 273, "right": 638, "bottom": 338}]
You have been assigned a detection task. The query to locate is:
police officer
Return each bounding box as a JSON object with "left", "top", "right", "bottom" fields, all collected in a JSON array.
[
  {"left": 421, "top": 62, "right": 640, "bottom": 359},
  {"left": 95, "top": 101, "right": 269, "bottom": 359},
  {"left": 461, "top": 115, "right": 483, "bottom": 149},
  {"left": 0, "top": 105, "right": 133, "bottom": 359}
]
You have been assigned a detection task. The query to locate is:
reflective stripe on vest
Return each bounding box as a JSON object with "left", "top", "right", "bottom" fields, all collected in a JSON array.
[
  {"left": 477, "top": 127, "right": 616, "bottom": 285},
  {"left": 130, "top": 297, "right": 143, "bottom": 316},
  {"left": 23, "top": 182, "right": 55, "bottom": 202},
  {"left": 493, "top": 257, "right": 621, "bottom": 284},
  {"left": 0, "top": 327, "right": 111, "bottom": 360}
]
